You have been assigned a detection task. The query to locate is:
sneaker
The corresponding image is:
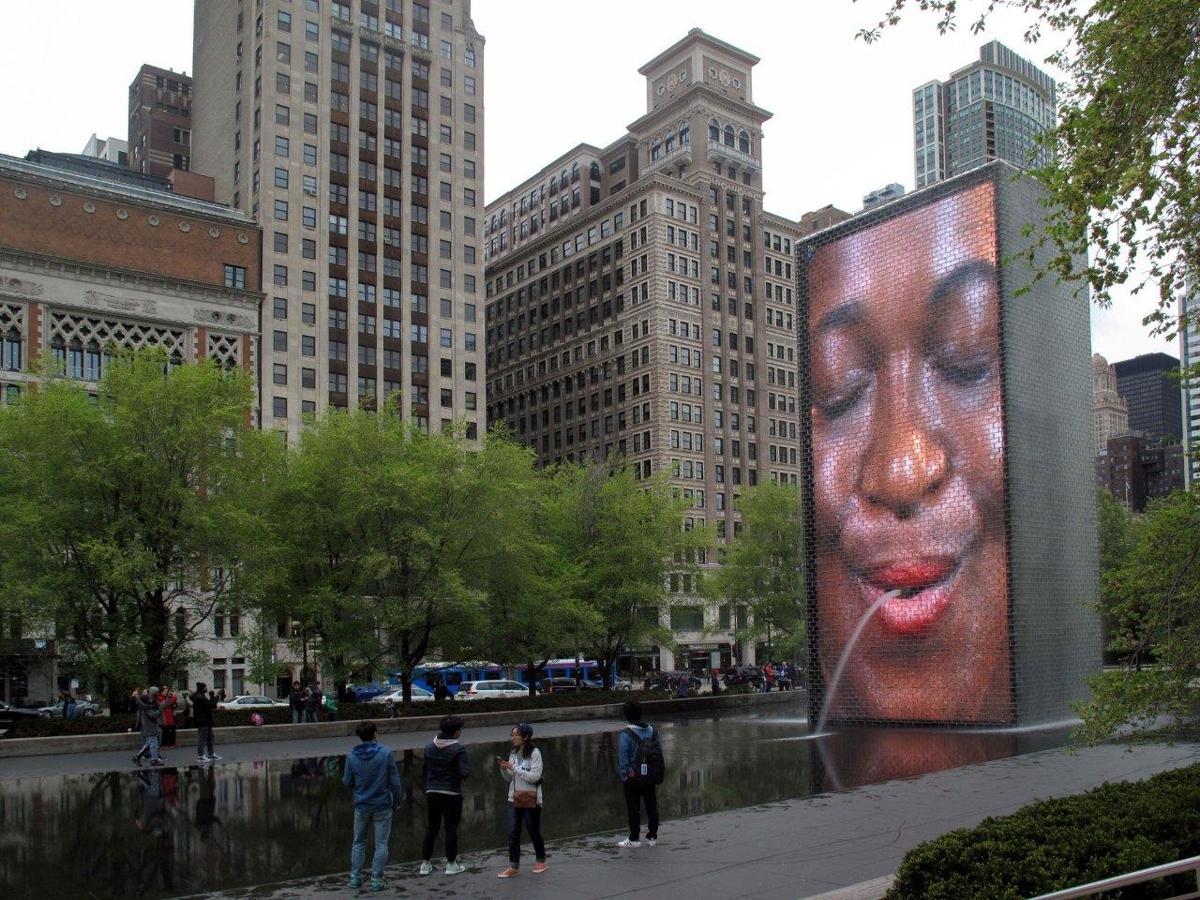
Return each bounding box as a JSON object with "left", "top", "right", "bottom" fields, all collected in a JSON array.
[
  {"left": 369, "top": 877, "right": 385, "bottom": 892},
  {"left": 445, "top": 862, "right": 467, "bottom": 875},
  {"left": 207, "top": 753, "right": 222, "bottom": 761},
  {"left": 497, "top": 867, "right": 519, "bottom": 878},
  {"left": 617, "top": 838, "right": 641, "bottom": 848},
  {"left": 150, "top": 759, "right": 164, "bottom": 767},
  {"left": 131, "top": 755, "right": 143, "bottom": 767},
  {"left": 418, "top": 862, "right": 433, "bottom": 876},
  {"left": 532, "top": 861, "right": 548, "bottom": 874},
  {"left": 646, "top": 838, "right": 657, "bottom": 847},
  {"left": 349, "top": 874, "right": 364, "bottom": 889},
  {"left": 197, "top": 756, "right": 210, "bottom": 763}
]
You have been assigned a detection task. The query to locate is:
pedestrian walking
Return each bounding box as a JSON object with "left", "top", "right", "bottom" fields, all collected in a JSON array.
[
  {"left": 288, "top": 680, "right": 305, "bottom": 724},
  {"left": 617, "top": 699, "right": 664, "bottom": 848},
  {"left": 160, "top": 687, "right": 178, "bottom": 749},
  {"left": 675, "top": 674, "right": 689, "bottom": 698},
  {"left": 133, "top": 687, "right": 164, "bottom": 767},
  {"left": 192, "top": 682, "right": 220, "bottom": 763},
  {"left": 61, "top": 690, "right": 78, "bottom": 719},
  {"left": 764, "top": 662, "right": 776, "bottom": 693},
  {"left": 304, "top": 685, "right": 320, "bottom": 723},
  {"left": 433, "top": 679, "right": 451, "bottom": 702},
  {"left": 419, "top": 714, "right": 469, "bottom": 876},
  {"left": 710, "top": 670, "right": 721, "bottom": 695},
  {"left": 343, "top": 720, "right": 402, "bottom": 892},
  {"left": 496, "top": 723, "right": 547, "bottom": 878}
]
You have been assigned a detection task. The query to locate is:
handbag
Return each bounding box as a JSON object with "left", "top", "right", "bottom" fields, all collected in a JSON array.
[{"left": 512, "top": 789, "right": 538, "bottom": 809}]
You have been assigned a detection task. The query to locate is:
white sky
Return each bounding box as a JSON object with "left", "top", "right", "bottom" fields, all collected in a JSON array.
[{"left": 0, "top": 0, "right": 1172, "bottom": 363}]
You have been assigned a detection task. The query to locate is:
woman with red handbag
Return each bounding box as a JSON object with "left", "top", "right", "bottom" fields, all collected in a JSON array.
[{"left": 496, "top": 723, "right": 547, "bottom": 878}]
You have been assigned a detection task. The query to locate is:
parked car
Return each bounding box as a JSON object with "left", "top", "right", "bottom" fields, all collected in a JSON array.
[
  {"left": 456, "top": 680, "right": 531, "bottom": 700},
  {"left": 540, "top": 677, "right": 582, "bottom": 693},
  {"left": 216, "top": 695, "right": 287, "bottom": 711},
  {"left": 38, "top": 699, "right": 103, "bottom": 718},
  {"left": 0, "top": 700, "right": 43, "bottom": 731},
  {"left": 368, "top": 685, "right": 435, "bottom": 704},
  {"left": 645, "top": 671, "right": 703, "bottom": 693},
  {"left": 580, "top": 677, "right": 633, "bottom": 691},
  {"left": 350, "top": 682, "right": 392, "bottom": 702},
  {"left": 722, "top": 665, "right": 764, "bottom": 689}
]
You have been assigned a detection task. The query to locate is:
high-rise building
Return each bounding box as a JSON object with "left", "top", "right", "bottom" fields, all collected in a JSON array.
[
  {"left": 1092, "top": 352, "right": 1129, "bottom": 454},
  {"left": 483, "top": 29, "right": 846, "bottom": 671},
  {"left": 128, "top": 65, "right": 194, "bottom": 177},
  {"left": 861, "top": 182, "right": 904, "bottom": 209},
  {"left": 1112, "top": 352, "right": 1181, "bottom": 444},
  {"left": 913, "top": 40, "right": 1056, "bottom": 190},
  {"left": 1096, "top": 434, "right": 1185, "bottom": 512},
  {"left": 81, "top": 134, "right": 129, "bottom": 167},
  {"left": 193, "top": 0, "right": 486, "bottom": 439},
  {"left": 1180, "top": 277, "right": 1200, "bottom": 487}
]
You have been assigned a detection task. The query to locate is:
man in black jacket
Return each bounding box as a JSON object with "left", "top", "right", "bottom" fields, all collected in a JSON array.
[
  {"left": 288, "top": 681, "right": 305, "bottom": 724},
  {"left": 192, "top": 683, "right": 220, "bottom": 763},
  {"left": 419, "top": 715, "right": 469, "bottom": 875}
]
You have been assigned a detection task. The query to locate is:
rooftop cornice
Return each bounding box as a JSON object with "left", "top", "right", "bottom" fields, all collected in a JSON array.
[
  {"left": 628, "top": 83, "right": 773, "bottom": 135},
  {"left": 638, "top": 29, "right": 760, "bottom": 74}
]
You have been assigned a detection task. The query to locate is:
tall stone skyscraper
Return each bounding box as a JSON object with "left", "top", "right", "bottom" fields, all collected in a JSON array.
[
  {"left": 193, "top": 0, "right": 486, "bottom": 439},
  {"left": 1093, "top": 353, "right": 1129, "bottom": 454},
  {"left": 913, "top": 41, "right": 1056, "bottom": 190},
  {"left": 483, "top": 30, "right": 847, "bottom": 671}
]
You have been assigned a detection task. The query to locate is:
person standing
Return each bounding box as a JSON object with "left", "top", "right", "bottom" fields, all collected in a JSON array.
[
  {"left": 433, "top": 679, "right": 451, "bottom": 703},
  {"left": 764, "top": 662, "right": 775, "bottom": 693},
  {"left": 710, "top": 670, "right": 721, "bottom": 695},
  {"left": 617, "top": 700, "right": 663, "bottom": 848},
  {"left": 192, "top": 682, "right": 220, "bottom": 763},
  {"left": 160, "top": 687, "right": 178, "bottom": 749},
  {"left": 133, "top": 687, "right": 164, "bottom": 767},
  {"left": 419, "top": 715, "right": 469, "bottom": 876},
  {"left": 288, "top": 681, "right": 305, "bottom": 724},
  {"left": 496, "top": 723, "right": 547, "bottom": 878},
  {"left": 343, "top": 721, "right": 402, "bottom": 892},
  {"left": 176, "top": 690, "right": 192, "bottom": 731},
  {"left": 304, "top": 684, "right": 320, "bottom": 723}
]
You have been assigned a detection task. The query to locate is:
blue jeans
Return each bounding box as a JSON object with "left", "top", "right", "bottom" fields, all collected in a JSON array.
[
  {"left": 351, "top": 806, "right": 394, "bottom": 880},
  {"left": 137, "top": 733, "right": 161, "bottom": 762},
  {"left": 506, "top": 803, "right": 545, "bottom": 868}
]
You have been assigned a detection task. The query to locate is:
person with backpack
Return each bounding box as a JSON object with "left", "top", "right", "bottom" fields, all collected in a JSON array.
[
  {"left": 419, "top": 714, "right": 469, "bottom": 876},
  {"left": 496, "top": 722, "right": 547, "bottom": 878},
  {"left": 617, "top": 699, "right": 663, "bottom": 848},
  {"left": 343, "top": 720, "right": 402, "bottom": 892}
]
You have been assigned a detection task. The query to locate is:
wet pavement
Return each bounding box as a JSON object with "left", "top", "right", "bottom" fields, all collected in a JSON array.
[{"left": 2, "top": 701, "right": 1195, "bottom": 899}]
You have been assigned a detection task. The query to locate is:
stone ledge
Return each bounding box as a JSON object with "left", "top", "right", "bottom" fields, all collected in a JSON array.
[{"left": 0, "top": 689, "right": 801, "bottom": 758}]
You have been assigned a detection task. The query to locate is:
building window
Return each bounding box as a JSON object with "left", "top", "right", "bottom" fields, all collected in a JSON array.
[{"left": 224, "top": 264, "right": 247, "bottom": 289}]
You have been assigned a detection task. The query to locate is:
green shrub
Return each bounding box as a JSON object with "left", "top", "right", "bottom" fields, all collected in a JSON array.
[{"left": 886, "top": 763, "right": 1200, "bottom": 899}]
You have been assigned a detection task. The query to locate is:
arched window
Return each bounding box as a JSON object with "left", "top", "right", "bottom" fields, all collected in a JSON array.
[
  {"left": 679, "top": 124, "right": 689, "bottom": 146},
  {"left": 560, "top": 168, "right": 568, "bottom": 188},
  {"left": 665, "top": 131, "right": 676, "bottom": 153},
  {"left": 723, "top": 124, "right": 735, "bottom": 147},
  {"left": 708, "top": 119, "right": 719, "bottom": 142},
  {"left": 85, "top": 341, "right": 102, "bottom": 381},
  {"left": 570, "top": 162, "right": 580, "bottom": 183},
  {"left": 550, "top": 175, "right": 558, "bottom": 193},
  {"left": 499, "top": 209, "right": 507, "bottom": 225},
  {"left": 650, "top": 142, "right": 661, "bottom": 161},
  {"left": 2, "top": 328, "right": 20, "bottom": 372},
  {"left": 67, "top": 339, "right": 84, "bottom": 379},
  {"left": 589, "top": 162, "right": 600, "bottom": 180},
  {"left": 50, "top": 335, "right": 65, "bottom": 369},
  {"left": 738, "top": 130, "right": 750, "bottom": 154}
]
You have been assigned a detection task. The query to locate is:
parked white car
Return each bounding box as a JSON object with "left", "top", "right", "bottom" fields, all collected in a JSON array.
[
  {"left": 369, "top": 686, "right": 435, "bottom": 704},
  {"left": 457, "top": 680, "right": 531, "bottom": 700},
  {"left": 217, "top": 695, "right": 287, "bottom": 711}
]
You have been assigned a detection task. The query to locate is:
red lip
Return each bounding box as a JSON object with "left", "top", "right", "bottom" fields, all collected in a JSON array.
[{"left": 857, "top": 557, "right": 961, "bottom": 636}]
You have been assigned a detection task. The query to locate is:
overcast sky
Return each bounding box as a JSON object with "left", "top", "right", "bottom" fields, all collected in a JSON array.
[{"left": 0, "top": 0, "right": 1173, "bottom": 364}]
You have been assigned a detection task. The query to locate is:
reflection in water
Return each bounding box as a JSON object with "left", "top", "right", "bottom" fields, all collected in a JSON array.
[{"left": 0, "top": 712, "right": 1069, "bottom": 899}]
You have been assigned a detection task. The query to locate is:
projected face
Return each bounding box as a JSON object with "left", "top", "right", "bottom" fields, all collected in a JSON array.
[{"left": 808, "top": 181, "right": 1012, "bottom": 724}]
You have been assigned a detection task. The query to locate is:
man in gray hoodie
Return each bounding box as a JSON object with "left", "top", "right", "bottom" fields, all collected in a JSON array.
[
  {"left": 343, "top": 721, "right": 402, "bottom": 892},
  {"left": 419, "top": 715, "right": 470, "bottom": 875},
  {"left": 133, "top": 687, "right": 164, "bottom": 767}
]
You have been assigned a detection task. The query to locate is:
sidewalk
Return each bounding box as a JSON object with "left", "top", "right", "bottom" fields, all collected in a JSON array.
[{"left": 194, "top": 740, "right": 1200, "bottom": 900}]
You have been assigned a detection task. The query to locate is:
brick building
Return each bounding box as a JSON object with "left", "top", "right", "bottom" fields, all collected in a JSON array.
[
  {"left": 1096, "top": 434, "right": 1186, "bottom": 512},
  {"left": 128, "top": 64, "right": 194, "bottom": 178}
]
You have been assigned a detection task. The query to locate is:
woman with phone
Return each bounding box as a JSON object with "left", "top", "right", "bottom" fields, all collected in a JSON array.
[{"left": 496, "top": 723, "right": 547, "bottom": 878}]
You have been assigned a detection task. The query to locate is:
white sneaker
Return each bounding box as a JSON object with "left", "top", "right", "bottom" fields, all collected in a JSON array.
[
  {"left": 617, "top": 839, "right": 641, "bottom": 848},
  {"left": 196, "top": 756, "right": 210, "bottom": 763},
  {"left": 646, "top": 838, "right": 657, "bottom": 846},
  {"left": 207, "top": 753, "right": 222, "bottom": 761},
  {"left": 445, "top": 862, "right": 467, "bottom": 875},
  {"left": 418, "top": 862, "right": 433, "bottom": 876}
]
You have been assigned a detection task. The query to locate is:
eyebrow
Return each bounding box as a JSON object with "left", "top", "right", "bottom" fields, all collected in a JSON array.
[
  {"left": 928, "top": 260, "right": 997, "bottom": 309},
  {"left": 814, "top": 300, "right": 864, "bottom": 334}
]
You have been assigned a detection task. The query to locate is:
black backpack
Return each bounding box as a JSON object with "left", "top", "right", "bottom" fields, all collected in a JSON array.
[{"left": 629, "top": 725, "right": 665, "bottom": 785}]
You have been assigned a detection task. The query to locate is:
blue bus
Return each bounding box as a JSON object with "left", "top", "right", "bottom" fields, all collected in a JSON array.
[
  {"left": 514, "top": 659, "right": 602, "bottom": 687},
  {"left": 408, "top": 661, "right": 504, "bottom": 696}
]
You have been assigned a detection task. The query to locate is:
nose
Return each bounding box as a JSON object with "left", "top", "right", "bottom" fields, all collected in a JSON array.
[{"left": 860, "top": 366, "right": 948, "bottom": 517}]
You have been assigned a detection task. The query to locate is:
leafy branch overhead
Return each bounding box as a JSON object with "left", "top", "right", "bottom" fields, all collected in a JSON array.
[{"left": 857, "top": 0, "right": 1200, "bottom": 336}]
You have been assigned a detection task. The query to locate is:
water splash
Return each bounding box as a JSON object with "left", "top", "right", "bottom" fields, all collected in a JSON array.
[{"left": 814, "top": 589, "right": 900, "bottom": 736}]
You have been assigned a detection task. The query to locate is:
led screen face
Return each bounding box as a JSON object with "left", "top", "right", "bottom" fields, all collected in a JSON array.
[{"left": 804, "top": 180, "right": 1013, "bottom": 725}]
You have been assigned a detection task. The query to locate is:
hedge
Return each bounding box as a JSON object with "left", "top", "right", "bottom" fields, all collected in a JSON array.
[
  {"left": 886, "top": 763, "right": 1200, "bottom": 899},
  {"left": 3, "top": 689, "right": 662, "bottom": 739}
]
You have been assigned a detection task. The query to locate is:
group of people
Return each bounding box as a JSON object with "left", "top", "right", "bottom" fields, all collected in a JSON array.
[
  {"left": 341, "top": 699, "right": 666, "bottom": 891},
  {"left": 287, "top": 680, "right": 327, "bottom": 723},
  {"left": 131, "top": 683, "right": 219, "bottom": 766},
  {"left": 759, "top": 662, "right": 795, "bottom": 692}
]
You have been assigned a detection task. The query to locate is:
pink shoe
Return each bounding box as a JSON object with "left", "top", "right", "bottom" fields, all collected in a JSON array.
[
  {"left": 532, "top": 862, "right": 549, "bottom": 874},
  {"left": 497, "top": 867, "right": 519, "bottom": 878}
]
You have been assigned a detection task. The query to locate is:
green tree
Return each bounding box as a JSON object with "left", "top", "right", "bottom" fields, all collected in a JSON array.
[
  {"left": 0, "top": 350, "right": 270, "bottom": 709},
  {"left": 857, "top": 0, "right": 1200, "bottom": 334},
  {"left": 547, "top": 462, "right": 704, "bottom": 686},
  {"left": 1076, "top": 490, "right": 1200, "bottom": 742},
  {"left": 256, "top": 411, "right": 538, "bottom": 705},
  {"left": 703, "top": 481, "right": 807, "bottom": 665}
]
